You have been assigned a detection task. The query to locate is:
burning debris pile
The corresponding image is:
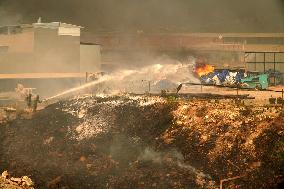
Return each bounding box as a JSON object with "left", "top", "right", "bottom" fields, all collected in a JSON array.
[
  {"left": 0, "top": 95, "right": 283, "bottom": 188},
  {"left": 193, "top": 63, "right": 246, "bottom": 87}
]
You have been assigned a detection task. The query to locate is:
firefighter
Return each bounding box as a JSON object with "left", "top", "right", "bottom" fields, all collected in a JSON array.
[
  {"left": 26, "top": 93, "right": 32, "bottom": 108},
  {"left": 32, "top": 95, "right": 41, "bottom": 112}
]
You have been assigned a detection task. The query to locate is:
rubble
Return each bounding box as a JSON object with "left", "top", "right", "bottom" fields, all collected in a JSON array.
[
  {"left": 0, "top": 95, "right": 283, "bottom": 188},
  {"left": 63, "top": 95, "right": 166, "bottom": 141},
  {"left": 0, "top": 171, "right": 34, "bottom": 189},
  {"left": 161, "top": 99, "right": 284, "bottom": 188}
]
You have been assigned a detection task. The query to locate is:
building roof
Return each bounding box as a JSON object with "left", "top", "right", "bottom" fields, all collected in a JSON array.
[
  {"left": 0, "top": 22, "right": 83, "bottom": 30},
  {"left": 33, "top": 22, "right": 83, "bottom": 29}
]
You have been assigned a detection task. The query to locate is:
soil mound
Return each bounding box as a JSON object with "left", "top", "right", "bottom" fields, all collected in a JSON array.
[{"left": 0, "top": 95, "right": 283, "bottom": 188}]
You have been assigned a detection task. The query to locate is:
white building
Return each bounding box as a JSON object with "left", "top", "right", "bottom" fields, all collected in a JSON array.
[{"left": 0, "top": 21, "right": 101, "bottom": 74}]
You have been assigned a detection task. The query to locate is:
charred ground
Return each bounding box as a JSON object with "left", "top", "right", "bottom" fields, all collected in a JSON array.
[{"left": 0, "top": 95, "right": 283, "bottom": 188}]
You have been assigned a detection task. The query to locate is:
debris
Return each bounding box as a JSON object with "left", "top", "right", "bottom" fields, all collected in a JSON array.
[
  {"left": 0, "top": 171, "right": 34, "bottom": 189},
  {"left": 1, "top": 171, "right": 9, "bottom": 179},
  {"left": 220, "top": 175, "right": 243, "bottom": 189},
  {"left": 0, "top": 94, "right": 283, "bottom": 188},
  {"left": 21, "top": 176, "right": 33, "bottom": 187}
]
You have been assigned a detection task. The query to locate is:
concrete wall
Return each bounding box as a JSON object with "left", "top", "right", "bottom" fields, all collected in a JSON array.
[
  {"left": 34, "top": 27, "right": 80, "bottom": 73},
  {"left": 0, "top": 26, "right": 81, "bottom": 74},
  {"left": 0, "top": 24, "right": 86, "bottom": 97},
  {"left": 0, "top": 53, "right": 36, "bottom": 73},
  {"left": 0, "top": 28, "right": 36, "bottom": 73},
  {"left": 80, "top": 44, "right": 101, "bottom": 72},
  {"left": 0, "top": 28, "right": 34, "bottom": 53}
]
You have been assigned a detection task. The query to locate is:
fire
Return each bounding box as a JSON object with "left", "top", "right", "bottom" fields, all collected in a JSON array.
[{"left": 194, "top": 63, "right": 214, "bottom": 77}]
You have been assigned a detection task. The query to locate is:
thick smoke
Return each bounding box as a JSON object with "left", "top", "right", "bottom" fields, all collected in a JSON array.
[
  {"left": 0, "top": 0, "right": 283, "bottom": 32},
  {"left": 0, "top": 6, "right": 22, "bottom": 25}
]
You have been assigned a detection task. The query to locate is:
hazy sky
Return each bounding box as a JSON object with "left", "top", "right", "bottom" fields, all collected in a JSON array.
[{"left": 0, "top": 0, "right": 283, "bottom": 32}]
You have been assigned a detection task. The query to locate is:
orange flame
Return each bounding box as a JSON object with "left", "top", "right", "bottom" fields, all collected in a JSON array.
[{"left": 194, "top": 64, "right": 214, "bottom": 77}]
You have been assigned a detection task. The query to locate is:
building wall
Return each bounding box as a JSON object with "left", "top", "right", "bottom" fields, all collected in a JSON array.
[
  {"left": 0, "top": 28, "right": 34, "bottom": 53},
  {"left": 0, "top": 23, "right": 88, "bottom": 97},
  {"left": 0, "top": 28, "right": 35, "bottom": 73},
  {"left": 0, "top": 53, "right": 36, "bottom": 73},
  {"left": 0, "top": 25, "right": 81, "bottom": 74},
  {"left": 80, "top": 44, "right": 101, "bottom": 72},
  {"left": 34, "top": 27, "right": 80, "bottom": 73}
]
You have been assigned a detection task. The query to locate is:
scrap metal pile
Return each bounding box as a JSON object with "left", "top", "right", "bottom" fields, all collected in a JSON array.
[
  {"left": 0, "top": 95, "right": 283, "bottom": 188},
  {"left": 200, "top": 69, "right": 245, "bottom": 86},
  {"left": 194, "top": 63, "right": 274, "bottom": 90}
]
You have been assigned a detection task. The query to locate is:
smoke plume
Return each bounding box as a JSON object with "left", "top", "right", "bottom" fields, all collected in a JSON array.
[{"left": 0, "top": 0, "right": 283, "bottom": 32}]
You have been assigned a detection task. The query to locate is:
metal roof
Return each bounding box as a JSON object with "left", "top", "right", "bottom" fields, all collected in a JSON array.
[
  {"left": 33, "top": 22, "right": 83, "bottom": 29},
  {"left": 0, "top": 22, "right": 83, "bottom": 30}
]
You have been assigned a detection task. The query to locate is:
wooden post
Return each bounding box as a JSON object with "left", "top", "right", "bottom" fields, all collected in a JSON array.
[
  {"left": 281, "top": 89, "right": 284, "bottom": 108},
  {"left": 85, "top": 72, "right": 88, "bottom": 83},
  {"left": 274, "top": 53, "right": 276, "bottom": 85},
  {"left": 237, "top": 85, "right": 239, "bottom": 97}
]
